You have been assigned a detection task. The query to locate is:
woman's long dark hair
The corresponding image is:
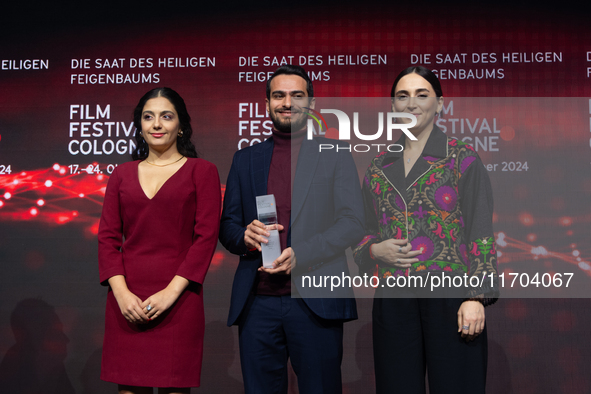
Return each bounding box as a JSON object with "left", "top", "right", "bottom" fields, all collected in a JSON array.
[{"left": 132, "top": 87, "right": 198, "bottom": 160}]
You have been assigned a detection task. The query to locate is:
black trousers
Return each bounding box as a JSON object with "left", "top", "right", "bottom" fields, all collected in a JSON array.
[
  {"left": 372, "top": 290, "right": 488, "bottom": 394},
  {"left": 238, "top": 295, "right": 344, "bottom": 394}
]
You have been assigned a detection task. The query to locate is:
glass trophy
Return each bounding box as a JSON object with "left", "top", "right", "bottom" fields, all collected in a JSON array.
[{"left": 256, "top": 194, "right": 281, "bottom": 268}]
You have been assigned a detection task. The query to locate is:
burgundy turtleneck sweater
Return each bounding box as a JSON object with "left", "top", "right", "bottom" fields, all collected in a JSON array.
[{"left": 255, "top": 127, "right": 305, "bottom": 295}]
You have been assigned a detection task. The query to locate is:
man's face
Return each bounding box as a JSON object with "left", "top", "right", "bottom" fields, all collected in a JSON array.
[{"left": 266, "top": 74, "right": 314, "bottom": 133}]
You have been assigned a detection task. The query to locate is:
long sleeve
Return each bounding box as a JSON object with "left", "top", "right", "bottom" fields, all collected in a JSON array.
[
  {"left": 98, "top": 167, "right": 125, "bottom": 285},
  {"left": 458, "top": 153, "right": 499, "bottom": 305},
  {"left": 175, "top": 161, "right": 221, "bottom": 285},
  {"left": 352, "top": 168, "right": 383, "bottom": 275},
  {"left": 219, "top": 151, "right": 250, "bottom": 256}
]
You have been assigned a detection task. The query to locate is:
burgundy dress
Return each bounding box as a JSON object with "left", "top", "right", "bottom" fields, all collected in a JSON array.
[{"left": 98, "top": 158, "right": 221, "bottom": 388}]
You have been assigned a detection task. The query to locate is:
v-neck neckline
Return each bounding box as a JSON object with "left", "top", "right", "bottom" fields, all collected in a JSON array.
[{"left": 136, "top": 158, "right": 189, "bottom": 200}]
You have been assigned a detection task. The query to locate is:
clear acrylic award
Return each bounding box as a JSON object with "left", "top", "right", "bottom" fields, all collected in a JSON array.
[{"left": 256, "top": 194, "right": 281, "bottom": 268}]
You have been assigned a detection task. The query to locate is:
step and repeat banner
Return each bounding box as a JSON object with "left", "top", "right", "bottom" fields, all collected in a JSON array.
[{"left": 1, "top": 3, "right": 590, "bottom": 393}]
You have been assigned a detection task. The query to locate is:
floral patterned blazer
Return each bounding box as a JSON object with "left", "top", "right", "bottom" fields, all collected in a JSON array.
[{"left": 353, "top": 126, "right": 499, "bottom": 304}]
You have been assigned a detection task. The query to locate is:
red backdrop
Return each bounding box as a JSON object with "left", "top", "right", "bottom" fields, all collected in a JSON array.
[{"left": 1, "top": 1, "right": 590, "bottom": 392}]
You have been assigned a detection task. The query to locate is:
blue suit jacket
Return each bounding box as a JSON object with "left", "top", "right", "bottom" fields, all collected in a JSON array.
[{"left": 220, "top": 137, "right": 365, "bottom": 326}]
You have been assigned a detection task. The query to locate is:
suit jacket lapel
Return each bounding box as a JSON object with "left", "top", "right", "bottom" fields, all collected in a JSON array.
[
  {"left": 291, "top": 138, "right": 319, "bottom": 225},
  {"left": 251, "top": 138, "right": 274, "bottom": 197}
]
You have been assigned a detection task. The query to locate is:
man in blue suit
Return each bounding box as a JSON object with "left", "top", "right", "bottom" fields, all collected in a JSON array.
[{"left": 219, "top": 65, "right": 364, "bottom": 394}]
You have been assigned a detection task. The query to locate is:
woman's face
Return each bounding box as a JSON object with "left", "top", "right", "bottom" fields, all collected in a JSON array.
[
  {"left": 140, "top": 96, "right": 181, "bottom": 154},
  {"left": 391, "top": 72, "right": 443, "bottom": 136}
]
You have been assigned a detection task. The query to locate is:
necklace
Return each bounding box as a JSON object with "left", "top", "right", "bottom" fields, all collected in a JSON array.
[
  {"left": 144, "top": 155, "right": 184, "bottom": 167},
  {"left": 405, "top": 149, "right": 423, "bottom": 164}
]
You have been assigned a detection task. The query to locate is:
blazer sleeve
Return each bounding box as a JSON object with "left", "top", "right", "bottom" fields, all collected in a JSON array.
[
  {"left": 98, "top": 167, "right": 126, "bottom": 285},
  {"left": 458, "top": 152, "right": 499, "bottom": 305},
  {"left": 219, "top": 151, "right": 249, "bottom": 255},
  {"left": 175, "top": 160, "right": 221, "bottom": 285}
]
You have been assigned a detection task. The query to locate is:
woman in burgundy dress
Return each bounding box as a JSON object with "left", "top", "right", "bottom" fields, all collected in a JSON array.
[{"left": 98, "top": 87, "right": 221, "bottom": 394}]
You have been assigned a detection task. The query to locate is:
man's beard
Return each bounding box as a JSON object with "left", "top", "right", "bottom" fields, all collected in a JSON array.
[{"left": 271, "top": 111, "right": 307, "bottom": 134}]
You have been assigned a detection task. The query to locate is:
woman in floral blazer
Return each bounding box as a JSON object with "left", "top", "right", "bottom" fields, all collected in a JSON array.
[{"left": 353, "top": 66, "right": 498, "bottom": 394}]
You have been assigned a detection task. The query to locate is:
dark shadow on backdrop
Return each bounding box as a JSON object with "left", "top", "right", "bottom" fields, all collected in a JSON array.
[
  {"left": 486, "top": 338, "right": 513, "bottom": 394},
  {"left": 344, "top": 322, "right": 375, "bottom": 394},
  {"left": 0, "top": 298, "right": 75, "bottom": 393}
]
